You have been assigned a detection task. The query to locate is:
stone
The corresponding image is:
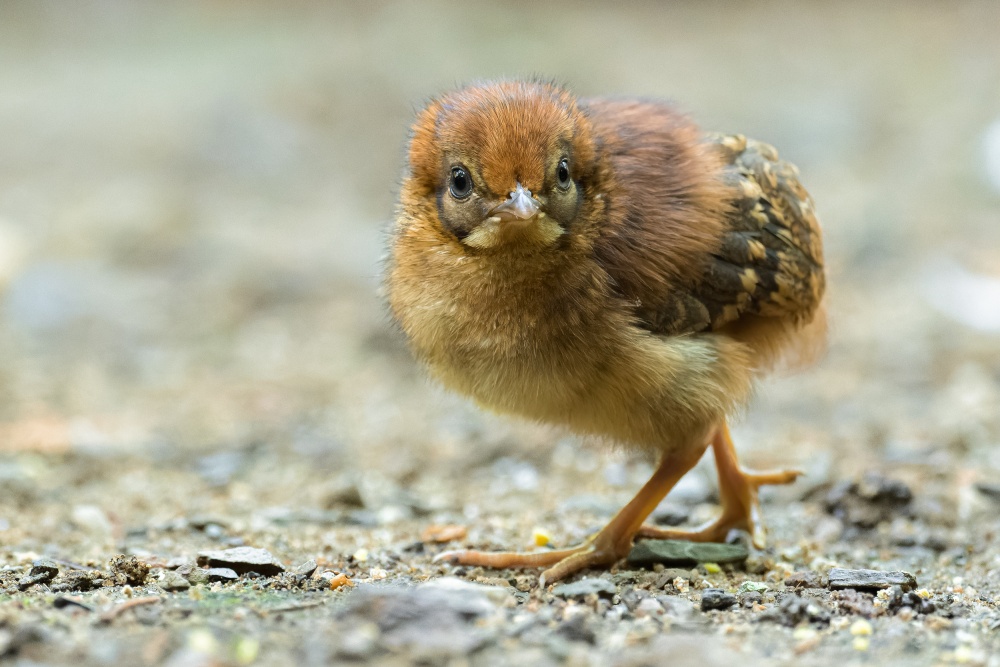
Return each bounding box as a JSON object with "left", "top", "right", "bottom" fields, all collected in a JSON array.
[
  {"left": 175, "top": 562, "right": 211, "bottom": 585},
  {"left": 700, "top": 589, "right": 737, "bottom": 611},
  {"left": 827, "top": 568, "right": 917, "bottom": 592},
  {"left": 738, "top": 581, "right": 769, "bottom": 594},
  {"left": 52, "top": 596, "right": 93, "bottom": 611},
  {"left": 294, "top": 560, "right": 318, "bottom": 579},
  {"left": 419, "top": 577, "right": 512, "bottom": 604},
  {"left": 627, "top": 540, "right": 748, "bottom": 568},
  {"left": 341, "top": 581, "right": 500, "bottom": 659},
  {"left": 886, "top": 586, "right": 936, "bottom": 615},
  {"left": 784, "top": 571, "right": 823, "bottom": 589},
  {"left": 205, "top": 567, "right": 239, "bottom": 583},
  {"left": 197, "top": 547, "right": 284, "bottom": 576},
  {"left": 762, "top": 594, "right": 832, "bottom": 626},
  {"left": 18, "top": 559, "right": 59, "bottom": 590},
  {"left": 50, "top": 570, "right": 102, "bottom": 593},
  {"left": 551, "top": 578, "right": 616, "bottom": 598},
  {"left": 824, "top": 473, "right": 912, "bottom": 528},
  {"left": 159, "top": 570, "right": 191, "bottom": 592},
  {"left": 186, "top": 568, "right": 211, "bottom": 585}
]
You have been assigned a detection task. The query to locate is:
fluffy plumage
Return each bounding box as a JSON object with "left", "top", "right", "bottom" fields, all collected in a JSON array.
[{"left": 384, "top": 80, "right": 826, "bottom": 582}]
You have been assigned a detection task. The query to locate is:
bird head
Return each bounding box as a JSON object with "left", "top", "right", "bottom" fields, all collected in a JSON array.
[{"left": 405, "top": 80, "right": 598, "bottom": 252}]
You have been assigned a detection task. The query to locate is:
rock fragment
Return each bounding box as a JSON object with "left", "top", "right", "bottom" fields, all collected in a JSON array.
[
  {"left": 762, "top": 594, "right": 831, "bottom": 626},
  {"left": 294, "top": 560, "right": 318, "bottom": 580},
  {"left": 700, "top": 589, "right": 737, "bottom": 611},
  {"left": 827, "top": 568, "right": 916, "bottom": 592},
  {"left": 197, "top": 547, "right": 284, "bottom": 576},
  {"left": 205, "top": 567, "right": 238, "bottom": 583},
  {"left": 784, "top": 571, "right": 823, "bottom": 589},
  {"left": 551, "top": 578, "right": 616, "bottom": 598},
  {"left": 159, "top": 570, "right": 191, "bottom": 592},
  {"left": 886, "top": 586, "right": 936, "bottom": 615},
  {"left": 627, "top": 540, "right": 748, "bottom": 568},
  {"left": 175, "top": 562, "right": 211, "bottom": 585},
  {"left": 17, "top": 559, "right": 59, "bottom": 590},
  {"left": 824, "top": 472, "right": 912, "bottom": 528},
  {"left": 341, "top": 580, "right": 500, "bottom": 659},
  {"left": 50, "top": 570, "right": 102, "bottom": 593}
]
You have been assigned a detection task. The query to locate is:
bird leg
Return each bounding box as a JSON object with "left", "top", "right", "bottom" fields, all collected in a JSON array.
[
  {"left": 638, "top": 421, "right": 801, "bottom": 548},
  {"left": 435, "top": 445, "right": 706, "bottom": 585}
]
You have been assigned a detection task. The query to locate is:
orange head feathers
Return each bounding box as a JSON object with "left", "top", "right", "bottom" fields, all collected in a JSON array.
[{"left": 405, "top": 80, "right": 599, "bottom": 251}]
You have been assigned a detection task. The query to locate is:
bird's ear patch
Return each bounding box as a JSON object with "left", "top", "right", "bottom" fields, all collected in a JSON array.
[{"left": 407, "top": 100, "right": 445, "bottom": 195}]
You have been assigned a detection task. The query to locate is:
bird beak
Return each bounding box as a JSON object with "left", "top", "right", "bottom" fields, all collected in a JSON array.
[{"left": 488, "top": 183, "right": 541, "bottom": 222}]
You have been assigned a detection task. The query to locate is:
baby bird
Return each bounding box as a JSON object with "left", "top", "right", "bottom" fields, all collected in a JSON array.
[{"left": 385, "top": 80, "right": 825, "bottom": 584}]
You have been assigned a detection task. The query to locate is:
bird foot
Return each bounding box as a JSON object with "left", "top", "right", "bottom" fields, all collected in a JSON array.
[
  {"left": 434, "top": 445, "right": 708, "bottom": 585},
  {"left": 638, "top": 466, "right": 801, "bottom": 548},
  {"left": 434, "top": 531, "right": 631, "bottom": 586}
]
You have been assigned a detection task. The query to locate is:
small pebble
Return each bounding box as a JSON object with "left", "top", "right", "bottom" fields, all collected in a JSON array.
[
  {"left": 828, "top": 568, "right": 916, "bottom": 592},
  {"left": 197, "top": 547, "right": 284, "bottom": 576},
  {"left": 785, "top": 571, "right": 823, "bottom": 589},
  {"left": 700, "top": 589, "right": 737, "bottom": 611},
  {"left": 627, "top": 540, "right": 748, "bottom": 568},
  {"left": 206, "top": 567, "right": 239, "bottom": 583},
  {"left": 294, "top": 560, "right": 318, "bottom": 579},
  {"left": 738, "top": 581, "right": 769, "bottom": 594},
  {"left": 17, "top": 559, "right": 60, "bottom": 590},
  {"left": 634, "top": 598, "right": 663, "bottom": 618},
  {"left": 159, "top": 571, "right": 190, "bottom": 592},
  {"left": 552, "top": 578, "right": 616, "bottom": 598}
]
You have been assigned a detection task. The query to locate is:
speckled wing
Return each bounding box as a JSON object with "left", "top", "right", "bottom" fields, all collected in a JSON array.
[{"left": 641, "top": 134, "right": 825, "bottom": 336}]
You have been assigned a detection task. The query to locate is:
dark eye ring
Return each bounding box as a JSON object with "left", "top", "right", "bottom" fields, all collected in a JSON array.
[
  {"left": 449, "top": 166, "right": 473, "bottom": 199},
  {"left": 556, "top": 158, "right": 571, "bottom": 189}
]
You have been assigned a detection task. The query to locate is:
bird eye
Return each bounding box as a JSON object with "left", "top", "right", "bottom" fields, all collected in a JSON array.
[
  {"left": 449, "top": 166, "right": 473, "bottom": 199},
  {"left": 556, "top": 158, "right": 571, "bottom": 189}
]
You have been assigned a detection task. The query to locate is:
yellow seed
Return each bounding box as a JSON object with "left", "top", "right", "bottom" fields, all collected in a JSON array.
[
  {"left": 532, "top": 528, "right": 551, "bottom": 547},
  {"left": 850, "top": 619, "right": 873, "bottom": 636},
  {"left": 703, "top": 562, "right": 721, "bottom": 575},
  {"left": 234, "top": 637, "right": 260, "bottom": 665}
]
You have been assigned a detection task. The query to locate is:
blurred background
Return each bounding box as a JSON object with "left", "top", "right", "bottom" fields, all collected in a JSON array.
[{"left": 1, "top": 1, "right": 999, "bottom": 556}]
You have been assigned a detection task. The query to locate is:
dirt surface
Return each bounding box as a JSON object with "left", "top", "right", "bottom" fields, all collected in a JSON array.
[{"left": 2, "top": 2, "right": 1000, "bottom": 665}]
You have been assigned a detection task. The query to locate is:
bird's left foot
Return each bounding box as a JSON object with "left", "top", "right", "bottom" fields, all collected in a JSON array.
[
  {"left": 434, "top": 531, "right": 628, "bottom": 587},
  {"left": 434, "top": 445, "right": 707, "bottom": 585},
  {"left": 638, "top": 424, "right": 801, "bottom": 548}
]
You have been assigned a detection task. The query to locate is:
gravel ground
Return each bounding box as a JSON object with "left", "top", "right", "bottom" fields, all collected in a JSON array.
[{"left": 2, "top": 2, "right": 1000, "bottom": 665}]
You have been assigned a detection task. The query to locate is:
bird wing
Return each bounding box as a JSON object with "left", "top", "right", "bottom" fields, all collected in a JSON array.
[{"left": 636, "top": 133, "right": 825, "bottom": 336}]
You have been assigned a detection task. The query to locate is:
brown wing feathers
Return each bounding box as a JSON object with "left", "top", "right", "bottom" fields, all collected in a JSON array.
[{"left": 641, "top": 133, "right": 825, "bottom": 337}]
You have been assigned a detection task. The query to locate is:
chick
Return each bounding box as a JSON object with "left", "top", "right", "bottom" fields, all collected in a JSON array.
[{"left": 385, "top": 80, "right": 825, "bottom": 584}]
